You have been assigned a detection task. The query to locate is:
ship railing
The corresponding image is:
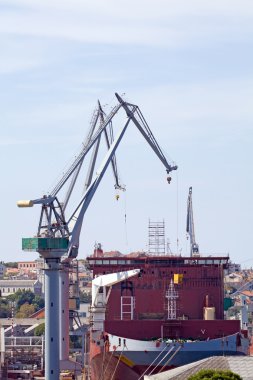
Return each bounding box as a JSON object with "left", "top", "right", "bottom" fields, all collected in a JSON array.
[{"left": 5, "top": 336, "right": 43, "bottom": 347}]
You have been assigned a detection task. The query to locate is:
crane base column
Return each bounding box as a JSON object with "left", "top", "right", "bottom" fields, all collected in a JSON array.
[{"left": 43, "top": 254, "right": 63, "bottom": 380}]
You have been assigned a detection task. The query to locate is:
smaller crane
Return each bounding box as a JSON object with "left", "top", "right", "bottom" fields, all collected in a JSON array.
[{"left": 186, "top": 187, "right": 200, "bottom": 257}]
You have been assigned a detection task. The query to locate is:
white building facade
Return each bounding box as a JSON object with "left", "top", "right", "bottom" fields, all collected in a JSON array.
[{"left": 0, "top": 280, "right": 42, "bottom": 297}]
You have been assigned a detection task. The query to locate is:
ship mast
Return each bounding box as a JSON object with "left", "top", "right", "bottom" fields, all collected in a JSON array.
[{"left": 166, "top": 279, "right": 178, "bottom": 320}]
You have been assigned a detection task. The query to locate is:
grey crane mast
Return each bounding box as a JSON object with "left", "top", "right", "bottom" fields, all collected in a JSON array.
[
  {"left": 17, "top": 93, "right": 177, "bottom": 380},
  {"left": 186, "top": 186, "right": 200, "bottom": 257}
]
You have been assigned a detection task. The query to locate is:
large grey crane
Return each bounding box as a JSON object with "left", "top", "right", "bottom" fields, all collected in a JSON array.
[
  {"left": 186, "top": 186, "right": 200, "bottom": 257},
  {"left": 17, "top": 93, "right": 177, "bottom": 380}
]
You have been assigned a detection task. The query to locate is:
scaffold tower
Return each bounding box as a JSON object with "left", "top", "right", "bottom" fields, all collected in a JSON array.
[{"left": 148, "top": 219, "right": 165, "bottom": 255}]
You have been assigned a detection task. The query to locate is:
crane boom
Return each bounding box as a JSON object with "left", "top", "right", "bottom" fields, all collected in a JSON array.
[
  {"left": 115, "top": 93, "right": 177, "bottom": 174},
  {"left": 186, "top": 186, "right": 200, "bottom": 257}
]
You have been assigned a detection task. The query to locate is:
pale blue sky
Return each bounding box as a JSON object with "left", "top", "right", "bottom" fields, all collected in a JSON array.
[{"left": 1, "top": 0, "right": 253, "bottom": 265}]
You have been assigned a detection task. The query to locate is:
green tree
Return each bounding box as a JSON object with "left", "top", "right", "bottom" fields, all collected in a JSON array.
[
  {"left": 34, "top": 323, "right": 45, "bottom": 336},
  {"left": 4, "top": 262, "right": 18, "bottom": 268},
  {"left": 6, "top": 290, "right": 35, "bottom": 308},
  {"left": 16, "top": 290, "right": 35, "bottom": 309},
  {"left": 6, "top": 290, "right": 44, "bottom": 316},
  {"left": 33, "top": 295, "right": 45, "bottom": 311},
  {"left": 0, "top": 299, "right": 11, "bottom": 318},
  {"left": 5, "top": 293, "right": 16, "bottom": 303},
  {"left": 188, "top": 369, "right": 242, "bottom": 380},
  {"left": 16, "top": 303, "right": 35, "bottom": 318}
]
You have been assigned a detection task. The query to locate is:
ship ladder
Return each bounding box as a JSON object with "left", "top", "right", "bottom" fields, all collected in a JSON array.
[
  {"left": 137, "top": 344, "right": 174, "bottom": 380},
  {"left": 147, "top": 345, "right": 176, "bottom": 377},
  {"left": 157, "top": 344, "right": 182, "bottom": 374}
]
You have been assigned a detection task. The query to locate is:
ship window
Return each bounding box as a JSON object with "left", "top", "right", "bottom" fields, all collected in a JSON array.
[
  {"left": 95, "top": 260, "right": 102, "bottom": 265},
  {"left": 118, "top": 260, "right": 126, "bottom": 265},
  {"left": 110, "top": 260, "right": 117, "bottom": 265}
]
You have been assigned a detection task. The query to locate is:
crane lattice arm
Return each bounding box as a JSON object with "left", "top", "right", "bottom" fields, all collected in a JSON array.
[{"left": 17, "top": 93, "right": 177, "bottom": 260}]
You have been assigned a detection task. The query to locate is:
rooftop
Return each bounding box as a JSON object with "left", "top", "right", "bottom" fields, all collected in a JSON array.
[
  {"left": 144, "top": 356, "right": 253, "bottom": 380},
  {"left": 0, "top": 279, "right": 39, "bottom": 286}
]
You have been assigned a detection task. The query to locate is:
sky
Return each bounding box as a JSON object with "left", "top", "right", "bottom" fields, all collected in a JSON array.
[{"left": 1, "top": 0, "right": 253, "bottom": 266}]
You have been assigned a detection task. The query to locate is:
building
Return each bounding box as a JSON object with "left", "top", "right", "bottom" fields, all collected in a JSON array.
[
  {"left": 228, "top": 262, "right": 241, "bottom": 274},
  {"left": 0, "top": 264, "right": 6, "bottom": 279},
  {"left": 18, "top": 261, "right": 37, "bottom": 274},
  {"left": 5, "top": 267, "right": 19, "bottom": 277},
  {"left": 0, "top": 279, "right": 42, "bottom": 297}
]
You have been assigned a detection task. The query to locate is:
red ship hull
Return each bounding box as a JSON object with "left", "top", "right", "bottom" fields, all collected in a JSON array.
[
  {"left": 87, "top": 255, "right": 249, "bottom": 380},
  {"left": 90, "top": 332, "right": 176, "bottom": 380}
]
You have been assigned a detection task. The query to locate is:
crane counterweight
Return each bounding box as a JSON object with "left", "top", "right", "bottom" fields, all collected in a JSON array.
[{"left": 17, "top": 200, "right": 34, "bottom": 207}]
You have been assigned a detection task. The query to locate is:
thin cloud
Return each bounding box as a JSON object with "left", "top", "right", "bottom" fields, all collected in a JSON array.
[{"left": 0, "top": 1, "right": 252, "bottom": 47}]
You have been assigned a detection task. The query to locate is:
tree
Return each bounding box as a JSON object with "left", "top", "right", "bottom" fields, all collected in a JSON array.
[
  {"left": 188, "top": 369, "right": 242, "bottom": 380},
  {"left": 6, "top": 289, "right": 35, "bottom": 309},
  {"left": 33, "top": 295, "right": 45, "bottom": 311},
  {"left": 4, "top": 262, "right": 18, "bottom": 268},
  {"left": 34, "top": 323, "right": 45, "bottom": 336},
  {"left": 16, "top": 303, "right": 35, "bottom": 318},
  {"left": 16, "top": 290, "right": 35, "bottom": 309},
  {"left": 5, "top": 290, "right": 44, "bottom": 317},
  {"left": 0, "top": 299, "right": 11, "bottom": 318}
]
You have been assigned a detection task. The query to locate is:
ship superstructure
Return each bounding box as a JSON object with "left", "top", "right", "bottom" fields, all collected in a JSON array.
[{"left": 87, "top": 253, "right": 249, "bottom": 380}]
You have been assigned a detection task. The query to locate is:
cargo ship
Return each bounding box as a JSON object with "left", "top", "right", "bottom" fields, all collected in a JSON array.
[{"left": 87, "top": 251, "right": 249, "bottom": 380}]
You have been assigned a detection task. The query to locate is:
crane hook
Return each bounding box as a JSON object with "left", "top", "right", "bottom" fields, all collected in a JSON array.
[{"left": 167, "top": 176, "right": 172, "bottom": 184}]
